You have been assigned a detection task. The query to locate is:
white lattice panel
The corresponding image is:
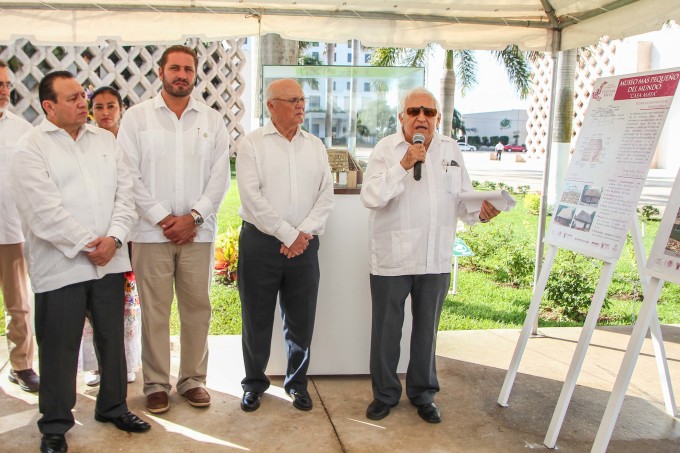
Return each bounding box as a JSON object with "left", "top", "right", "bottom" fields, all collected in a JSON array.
[
  {"left": 526, "top": 37, "right": 618, "bottom": 159},
  {"left": 1, "top": 38, "right": 246, "bottom": 144}
]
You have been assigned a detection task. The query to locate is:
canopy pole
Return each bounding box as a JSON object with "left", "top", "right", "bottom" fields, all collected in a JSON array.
[{"left": 532, "top": 29, "right": 561, "bottom": 335}]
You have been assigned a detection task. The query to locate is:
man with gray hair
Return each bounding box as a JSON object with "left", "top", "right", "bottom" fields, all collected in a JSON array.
[
  {"left": 360, "top": 87, "right": 500, "bottom": 423},
  {"left": 236, "top": 78, "right": 334, "bottom": 412},
  {"left": 0, "top": 59, "right": 39, "bottom": 394}
]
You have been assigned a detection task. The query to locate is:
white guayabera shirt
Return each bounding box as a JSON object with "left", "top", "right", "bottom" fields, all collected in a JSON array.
[
  {"left": 236, "top": 121, "right": 335, "bottom": 247},
  {"left": 0, "top": 111, "right": 32, "bottom": 244},
  {"left": 11, "top": 120, "right": 136, "bottom": 293},
  {"left": 361, "top": 130, "right": 479, "bottom": 276}
]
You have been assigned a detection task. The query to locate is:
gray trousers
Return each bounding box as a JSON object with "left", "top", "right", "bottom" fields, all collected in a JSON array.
[
  {"left": 369, "top": 273, "right": 450, "bottom": 406},
  {"left": 238, "top": 222, "right": 320, "bottom": 393},
  {"left": 35, "top": 273, "right": 128, "bottom": 434}
]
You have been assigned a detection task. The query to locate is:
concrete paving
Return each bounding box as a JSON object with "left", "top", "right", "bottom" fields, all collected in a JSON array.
[{"left": 1, "top": 326, "right": 679, "bottom": 452}]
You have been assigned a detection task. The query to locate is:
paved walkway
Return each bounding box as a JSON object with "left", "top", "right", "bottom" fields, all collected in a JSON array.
[{"left": 2, "top": 326, "right": 679, "bottom": 452}]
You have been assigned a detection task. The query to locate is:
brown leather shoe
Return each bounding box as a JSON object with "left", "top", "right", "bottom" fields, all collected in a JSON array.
[
  {"left": 9, "top": 368, "right": 40, "bottom": 393},
  {"left": 182, "top": 387, "right": 211, "bottom": 408},
  {"left": 146, "top": 391, "right": 169, "bottom": 414}
]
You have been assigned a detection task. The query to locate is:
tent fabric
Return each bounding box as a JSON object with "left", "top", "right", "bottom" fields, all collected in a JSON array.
[{"left": 0, "top": 0, "right": 677, "bottom": 50}]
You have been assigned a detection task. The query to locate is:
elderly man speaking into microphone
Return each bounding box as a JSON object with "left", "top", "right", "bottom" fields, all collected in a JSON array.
[{"left": 360, "top": 87, "right": 500, "bottom": 424}]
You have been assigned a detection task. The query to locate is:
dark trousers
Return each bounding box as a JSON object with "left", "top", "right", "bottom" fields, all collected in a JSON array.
[
  {"left": 238, "top": 222, "right": 320, "bottom": 393},
  {"left": 369, "top": 273, "right": 450, "bottom": 406},
  {"left": 35, "top": 273, "right": 128, "bottom": 434}
]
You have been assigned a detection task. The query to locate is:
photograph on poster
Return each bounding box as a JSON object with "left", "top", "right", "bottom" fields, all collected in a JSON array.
[
  {"left": 555, "top": 205, "right": 576, "bottom": 226},
  {"left": 580, "top": 137, "right": 604, "bottom": 163},
  {"left": 579, "top": 185, "right": 602, "bottom": 206},
  {"left": 560, "top": 183, "right": 582, "bottom": 204},
  {"left": 571, "top": 209, "right": 596, "bottom": 232},
  {"left": 646, "top": 167, "right": 680, "bottom": 284},
  {"left": 663, "top": 208, "right": 680, "bottom": 258}
]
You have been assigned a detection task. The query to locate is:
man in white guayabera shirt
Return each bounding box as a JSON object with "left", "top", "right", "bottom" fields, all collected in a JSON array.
[
  {"left": 118, "top": 45, "right": 230, "bottom": 415},
  {"left": 360, "top": 87, "right": 500, "bottom": 425},
  {"left": 11, "top": 70, "right": 150, "bottom": 453},
  {"left": 0, "top": 59, "right": 39, "bottom": 395},
  {"left": 236, "top": 78, "right": 334, "bottom": 413}
]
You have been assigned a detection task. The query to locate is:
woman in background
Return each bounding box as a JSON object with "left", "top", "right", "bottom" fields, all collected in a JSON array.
[{"left": 79, "top": 86, "right": 141, "bottom": 385}]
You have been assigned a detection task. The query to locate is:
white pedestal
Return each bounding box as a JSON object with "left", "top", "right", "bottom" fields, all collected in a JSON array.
[{"left": 266, "top": 194, "right": 413, "bottom": 375}]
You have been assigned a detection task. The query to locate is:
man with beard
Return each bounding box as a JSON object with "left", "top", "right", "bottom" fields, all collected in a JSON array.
[
  {"left": 0, "top": 59, "right": 39, "bottom": 394},
  {"left": 118, "top": 45, "right": 230, "bottom": 414}
]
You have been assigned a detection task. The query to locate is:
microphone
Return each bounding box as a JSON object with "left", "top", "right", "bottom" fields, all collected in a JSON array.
[{"left": 413, "top": 132, "right": 425, "bottom": 181}]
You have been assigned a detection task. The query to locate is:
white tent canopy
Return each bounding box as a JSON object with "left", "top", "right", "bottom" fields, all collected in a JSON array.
[{"left": 0, "top": 1, "right": 678, "bottom": 50}]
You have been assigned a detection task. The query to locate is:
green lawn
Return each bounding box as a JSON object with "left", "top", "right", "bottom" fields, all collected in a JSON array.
[{"left": 2, "top": 181, "right": 680, "bottom": 336}]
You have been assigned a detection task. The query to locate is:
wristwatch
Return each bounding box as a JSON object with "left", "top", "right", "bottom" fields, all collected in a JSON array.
[
  {"left": 191, "top": 210, "right": 204, "bottom": 227},
  {"left": 110, "top": 236, "right": 123, "bottom": 249}
]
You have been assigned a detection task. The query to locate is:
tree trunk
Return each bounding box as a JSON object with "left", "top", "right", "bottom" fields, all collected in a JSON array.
[
  {"left": 256, "top": 34, "right": 299, "bottom": 125},
  {"left": 347, "top": 39, "right": 361, "bottom": 154},
  {"left": 324, "top": 43, "right": 335, "bottom": 148},
  {"left": 260, "top": 33, "right": 299, "bottom": 65},
  {"left": 440, "top": 50, "right": 456, "bottom": 138},
  {"left": 547, "top": 48, "right": 576, "bottom": 205}
]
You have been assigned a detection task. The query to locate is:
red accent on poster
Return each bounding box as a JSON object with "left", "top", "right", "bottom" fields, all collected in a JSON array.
[{"left": 614, "top": 71, "right": 680, "bottom": 101}]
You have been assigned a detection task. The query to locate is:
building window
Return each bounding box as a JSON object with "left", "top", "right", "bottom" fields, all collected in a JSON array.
[
  {"left": 333, "top": 81, "right": 336, "bottom": 90},
  {"left": 346, "top": 82, "right": 350, "bottom": 90},
  {"left": 347, "top": 40, "right": 352, "bottom": 47},
  {"left": 364, "top": 82, "right": 371, "bottom": 92},
  {"left": 312, "top": 124, "right": 320, "bottom": 135},
  {"left": 364, "top": 54, "right": 371, "bottom": 63},
  {"left": 312, "top": 52, "right": 319, "bottom": 60},
  {"left": 312, "top": 42, "right": 319, "bottom": 46},
  {"left": 347, "top": 53, "right": 352, "bottom": 63},
  {"left": 333, "top": 53, "right": 337, "bottom": 63},
  {"left": 309, "top": 95, "right": 321, "bottom": 109}
]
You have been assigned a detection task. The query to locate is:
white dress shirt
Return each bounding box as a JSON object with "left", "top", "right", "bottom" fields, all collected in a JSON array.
[
  {"left": 360, "top": 130, "right": 478, "bottom": 276},
  {"left": 10, "top": 120, "right": 136, "bottom": 293},
  {"left": 236, "top": 121, "right": 335, "bottom": 247},
  {"left": 118, "top": 94, "right": 231, "bottom": 243},
  {"left": 0, "top": 111, "right": 33, "bottom": 244}
]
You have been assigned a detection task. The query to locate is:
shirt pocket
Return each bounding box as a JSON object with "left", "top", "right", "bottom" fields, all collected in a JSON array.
[
  {"left": 374, "top": 227, "right": 422, "bottom": 270},
  {"left": 444, "top": 166, "right": 462, "bottom": 196},
  {"left": 193, "top": 131, "right": 215, "bottom": 158},
  {"left": 139, "top": 130, "right": 165, "bottom": 160}
]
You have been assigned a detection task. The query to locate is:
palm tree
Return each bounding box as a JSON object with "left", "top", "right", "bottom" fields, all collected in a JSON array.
[{"left": 371, "top": 45, "right": 534, "bottom": 137}]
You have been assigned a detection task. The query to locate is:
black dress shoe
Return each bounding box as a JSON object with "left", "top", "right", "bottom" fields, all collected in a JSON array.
[
  {"left": 416, "top": 402, "right": 441, "bottom": 423},
  {"left": 366, "top": 399, "right": 394, "bottom": 421},
  {"left": 95, "top": 411, "right": 151, "bottom": 432},
  {"left": 288, "top": 388, "right": 313, "bottom": 411},
  {"left": 40, "top": 434, "right": 67, "bottom": 453},
  {"left": 241, "top": 391, "right": 262, "bottom": 412}
]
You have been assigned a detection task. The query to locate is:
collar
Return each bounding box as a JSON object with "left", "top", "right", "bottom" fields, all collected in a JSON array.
[
  {"left": 38, "top": 118, "right": 93, "bottom": 140},
  {"left": 263, "top": 120, "right": 306, "bottom": 140},
  {"left": 153, "top": 93, "right": 200, "bottom": 114}
]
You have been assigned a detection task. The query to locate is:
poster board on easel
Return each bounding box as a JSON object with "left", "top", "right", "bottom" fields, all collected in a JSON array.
[
  {"left": 590, "top": 168, "right": 680, "bottom": 453},
  {"left": 498, "top": 67, "right": 680, "bottom": 450}
]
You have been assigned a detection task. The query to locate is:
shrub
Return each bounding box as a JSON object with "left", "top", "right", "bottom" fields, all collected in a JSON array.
[
  {"left": 493, "top": 240, "right": 535, "bottom": 287},
  {"left": 498, "top": 182, "right": 513, "bottom": 193},
  {"left": 524, "top": 193, "right": 540, "bottom": 215},
  {"left": 214, "top": 226, "right": 240, "bottom": 285},
  {"left": 639, "top": 204, "right": 660, "bottom": 221},
  {"left": 517, "top": 185, "right": 530, "bottom": 195},
  {"left": 545, "top": 249, "right": 608, "bottom": 321}
]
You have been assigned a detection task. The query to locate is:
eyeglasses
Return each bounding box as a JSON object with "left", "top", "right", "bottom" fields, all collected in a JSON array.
[
  {"left": 0, "top": 82, "right": 13, "bottom": 90},
  {"left": 405, "top": 106, "right": 438, "bottom": 117},
  {"left": 272, "top": 97, "right": 306, "bottom": 105}
]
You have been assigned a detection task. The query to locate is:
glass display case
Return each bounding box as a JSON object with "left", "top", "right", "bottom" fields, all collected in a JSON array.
[{"left": 262, "top": 65, "right": 425, "bottom": 193}]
